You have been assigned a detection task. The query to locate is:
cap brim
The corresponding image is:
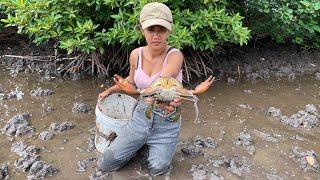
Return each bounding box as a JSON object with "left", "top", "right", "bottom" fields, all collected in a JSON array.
[{"left": 141, "top": 19, "right": 172, "bottom": 31}]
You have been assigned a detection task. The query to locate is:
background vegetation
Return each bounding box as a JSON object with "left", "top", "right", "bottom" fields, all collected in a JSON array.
[
  {"left": 0, "top": 0, "right": 319, "bottom": 79},
  {"left": 231, "top": 0, "right": 320, "bottom": 48}
]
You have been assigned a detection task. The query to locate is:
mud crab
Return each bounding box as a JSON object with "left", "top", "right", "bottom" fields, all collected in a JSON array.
[
  {"left": 140, "top": 77, "right": 199, "bottom": 122},
  {"left": 113, "top": 75, "right": 215, "bottom": 123}
]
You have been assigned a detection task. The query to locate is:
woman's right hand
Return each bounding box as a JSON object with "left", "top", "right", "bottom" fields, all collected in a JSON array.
[
  {"left": 98, "top": 89, "right": 110, "bottom": 101},
  {"left": 98, "top": 89, "right": 111, "bottom": 111}
]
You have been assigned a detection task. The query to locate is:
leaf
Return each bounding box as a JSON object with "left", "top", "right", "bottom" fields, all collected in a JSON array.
[
  {"left": 314, "top": 2, "right": 320, "bottom": 10},
  {"left": 314, "top": 26, "right": 320, "bottom": 33},
  {"left": 300, "top": 1, "right": 310, "bottom": 7},
  {"left": 0, "top": 0, "right": 253, "bottom": 52},
  {"left": 19, "top": 0, "right": 25, "bottom": 6}
]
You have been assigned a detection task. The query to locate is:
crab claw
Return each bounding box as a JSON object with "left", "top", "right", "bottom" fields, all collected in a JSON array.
[
  {"left": 113, "top": 74, "right": 139, "bottom": 95},
  {"left": 192, "top": 75, "right": 215, "bottom": 95}
]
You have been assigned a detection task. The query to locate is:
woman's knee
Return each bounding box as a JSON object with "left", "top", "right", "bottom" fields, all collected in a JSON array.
[
  {"left": 148, "top": 160, "right": 171, "bottom": 176},
  {"left": 97, "top": 149, "right": 127, "bottom": 172}
]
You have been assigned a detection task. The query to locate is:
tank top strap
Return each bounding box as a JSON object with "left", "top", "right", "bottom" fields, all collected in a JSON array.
[{"left": 136, "top": 47, "right": 143, "bottom": 69}]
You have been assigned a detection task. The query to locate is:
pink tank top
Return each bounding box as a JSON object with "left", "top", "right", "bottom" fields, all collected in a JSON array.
[{"left": 134, "top": 47, "right": 183, "bottom": 89}]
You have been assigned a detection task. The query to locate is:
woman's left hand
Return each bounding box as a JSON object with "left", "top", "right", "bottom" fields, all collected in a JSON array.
[{"left": 192, "top": 75, "right": 215, "bottom": 95}]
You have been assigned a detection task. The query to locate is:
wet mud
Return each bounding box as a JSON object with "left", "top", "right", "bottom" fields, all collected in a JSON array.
[
  {"left": 0, "top": 68, "right": 319, "bottom": 180},
  {"left": 0, "top": 43, "right": 320, "bottom": 179}
]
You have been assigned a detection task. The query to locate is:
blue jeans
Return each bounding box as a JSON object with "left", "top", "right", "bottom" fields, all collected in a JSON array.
[{"left": 97, "top": 100, "right": 181, "bottom": 176}]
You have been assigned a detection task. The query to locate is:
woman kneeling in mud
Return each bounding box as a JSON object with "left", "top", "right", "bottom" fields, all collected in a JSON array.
[{"left": 97, "top": 2, "right": 214, "bottom": 176}]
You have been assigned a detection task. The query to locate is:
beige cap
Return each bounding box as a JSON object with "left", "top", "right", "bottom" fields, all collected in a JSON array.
[{"left": 139, "top": 2, "right": 173, "bottom": 31}]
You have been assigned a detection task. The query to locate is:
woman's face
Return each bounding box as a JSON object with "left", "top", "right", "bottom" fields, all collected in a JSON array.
[{"left": 142, "top": 25, "right": 170, "bottom": 50}]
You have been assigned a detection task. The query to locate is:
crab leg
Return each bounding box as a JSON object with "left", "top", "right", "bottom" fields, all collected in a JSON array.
[
  {"left": 167, "top": 107, "right": 177, "bottom": 118},
  {"left": 179, "top": 95, "right": 199, "bottom": 101},
  {"left": 176, "top": 93, "right": 200, "bottom": 123},
  {"left": 178, "top": 96, "right": 199, "bottom": 123},
  {"left": 178, "top": 96, "right": 195, "bottom": 101},
  {"left": 190, "top": 98, "right": 199, "bottom": 124}
]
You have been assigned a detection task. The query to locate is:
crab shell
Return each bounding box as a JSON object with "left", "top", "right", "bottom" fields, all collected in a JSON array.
[
  {"left": 141, "top": 77, "right": 194, "bottom": 101},
  {"left": 141, "top": 77, "right": 199, "bottom": 122}
]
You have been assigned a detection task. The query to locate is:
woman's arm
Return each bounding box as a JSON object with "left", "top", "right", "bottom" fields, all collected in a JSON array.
[
  {"left": 125, "top": 48, "right": 139, "bottom": 85},
  {"left": 98, "top": 48, "right": 139, "bottom": 100},
  {"left": 112, "top": 48, "right": 141, "bottom": 95},
  {"left": 160, "top": 50, "right": 184, "bottom": 78},
  {"left": 159, "top": 50, "right": 184, "bottom": 112},
  {"left": 161, "top": 49, "right": 215, "bottom": 95}
]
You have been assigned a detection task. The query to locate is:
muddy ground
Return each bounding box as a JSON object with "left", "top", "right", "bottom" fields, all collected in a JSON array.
[{"left": 0, "top": 33, "right": 320, "bottom": 179}]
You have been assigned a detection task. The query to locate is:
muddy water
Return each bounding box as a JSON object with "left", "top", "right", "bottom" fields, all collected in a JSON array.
[{"left": 0, "top": 69, "right": 319, "bottom": 180}]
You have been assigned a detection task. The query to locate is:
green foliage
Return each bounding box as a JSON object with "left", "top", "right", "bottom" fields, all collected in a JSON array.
[
  {"left": 245, "top": 0, "right": 320, "bottom": 48},
  {"left": 0, "top": 0, "right": 250, "bottom": 54},
  {"left": 0, "top": 5, "right": 4, "bottom": 31}
]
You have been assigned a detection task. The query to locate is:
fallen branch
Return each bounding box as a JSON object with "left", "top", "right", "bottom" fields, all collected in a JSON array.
[{"left": 2, "top": 54, "right": 80, "bottom": 62}]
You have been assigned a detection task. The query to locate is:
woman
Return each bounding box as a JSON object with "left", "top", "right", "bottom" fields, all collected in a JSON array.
[{"left": 97, "top": 2, "right": 214, "bottom": 176}]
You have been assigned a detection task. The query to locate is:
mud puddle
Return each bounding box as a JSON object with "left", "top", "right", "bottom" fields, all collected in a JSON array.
[{"left": 0, "top": 69, "right": 319, "bottom": 179}]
